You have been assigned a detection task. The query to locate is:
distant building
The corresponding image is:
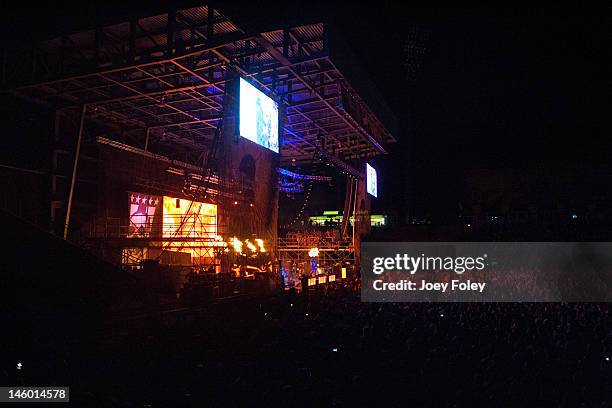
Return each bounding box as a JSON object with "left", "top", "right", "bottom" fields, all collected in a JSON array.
[{"left": 308, "top": 210, "right": 388, "bottom": 227}]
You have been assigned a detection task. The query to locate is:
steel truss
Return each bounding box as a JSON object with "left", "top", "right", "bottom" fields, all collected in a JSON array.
[
  {"left": 1, "top": 5, "right": 395, "bottom": 269},
  {"left": 277, "top": 236, "right": 355, "bottom": 283},
  {"left": 3, "top": 5, "right": 394, "bottom": 169}
]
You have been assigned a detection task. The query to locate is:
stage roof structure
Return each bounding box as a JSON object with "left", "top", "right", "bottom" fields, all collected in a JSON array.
[{"left": 2, "top": 5, "right": 395, "bottom": 170}]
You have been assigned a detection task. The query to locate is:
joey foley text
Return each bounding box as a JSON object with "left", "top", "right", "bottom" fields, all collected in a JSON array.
[{"left": 370, "top": 254, "right": 488, "bottom": 293}]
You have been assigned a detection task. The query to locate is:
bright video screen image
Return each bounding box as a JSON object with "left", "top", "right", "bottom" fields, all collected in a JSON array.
[
  {"left": 128, "top": 192, "right": 161, "bottom": 237},
  {"left": 239, "top": 77, "right": 279, "bottom": 153},
  {"left": 123, "top": 194, "right": 218, "bottom": 266},
  {"left": 162, "top": 196, "right": 218, "bottom": 260},
  {"left": 366, "top": 163, "right": 378, "bottom": 197}
]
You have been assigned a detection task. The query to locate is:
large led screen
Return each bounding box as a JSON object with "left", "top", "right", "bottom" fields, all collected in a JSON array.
[
  {"left": 239, "top": 77, "right": 279, "bottom": 153},
  {"left": 366, "top": 163, "right": 378, "bottom": 197},
  {"left": 124, "top": 194, "right": 218, "bottom": 267},
  {"left": 162, "top": 196, "right": 217, "bottom": 260}
]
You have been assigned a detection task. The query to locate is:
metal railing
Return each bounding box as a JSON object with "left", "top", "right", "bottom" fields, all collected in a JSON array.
[
  {"left": 277, "top": 237, "right": 353, "bottom": 252},
  {"left": 89, "top": 215, "right": 217, "bottom": 240}
]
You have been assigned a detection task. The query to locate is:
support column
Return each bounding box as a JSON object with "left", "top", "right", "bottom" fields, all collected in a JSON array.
[
  {"left": 341, "top": 176, "right": 354, "bottom": 239},
  {"left": 144, "top": 128, "right": 150, "bottom": 152},
  {"left": 63, "top": 104, "right": 87, "bottom": 240},
  {"left": 352, "top": 178, "right": 358, "bottom": 250}
]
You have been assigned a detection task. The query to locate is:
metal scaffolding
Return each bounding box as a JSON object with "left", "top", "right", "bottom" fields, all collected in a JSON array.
[
  {"left": 277, "top": 235, "right": 355, "bottom": 283},
  {"left": 3, "top": 5, "right": 394, "bottom": 167},
  {"left": 1, "top": 4, "right": 395, "bottom": 270}
]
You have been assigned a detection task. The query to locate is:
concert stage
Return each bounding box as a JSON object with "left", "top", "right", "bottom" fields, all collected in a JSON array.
[{"left": 3, "top": 4, "right": 396, "bottom": 298}]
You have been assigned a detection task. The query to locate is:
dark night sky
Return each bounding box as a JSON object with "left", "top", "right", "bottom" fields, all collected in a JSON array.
[{"left": 2, "top": 2, "right": 608, "bottom": 220}]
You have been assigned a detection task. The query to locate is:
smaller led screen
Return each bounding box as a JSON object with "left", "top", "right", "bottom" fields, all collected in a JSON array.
[
  {"left": 366, "top": 163, "right": 378, "bottom": 197},
  {"left": 128, "top": 193, "right": 161, "bottom": 237}
]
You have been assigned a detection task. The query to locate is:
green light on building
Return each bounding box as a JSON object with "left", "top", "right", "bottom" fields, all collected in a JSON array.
[{"left": 308, "top": 211, "right": 387, "bottom": 227}]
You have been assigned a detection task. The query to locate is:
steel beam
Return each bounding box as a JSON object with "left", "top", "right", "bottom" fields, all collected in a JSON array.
[{"left": 63, "top": 104, "right": 87, "bottom": 240}]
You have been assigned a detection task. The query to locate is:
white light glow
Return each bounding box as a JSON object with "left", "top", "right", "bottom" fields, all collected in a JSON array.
[
  {"left": 239, "top": 78, "right": 279, "bottom": 153},
  {"left": 366, "top": 163, "right": 378, "bottom": 197}
]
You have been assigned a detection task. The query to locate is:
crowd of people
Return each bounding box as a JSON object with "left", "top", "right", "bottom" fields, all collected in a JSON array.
[
  {"left": 7, "top": 277, "right": 610, "bottom": 406},
  {"left": 4, "top": 210, "right": 610, "bottom": 406},
  {"left": 285, "top": 228, "right": 342, "bottom": 247}
]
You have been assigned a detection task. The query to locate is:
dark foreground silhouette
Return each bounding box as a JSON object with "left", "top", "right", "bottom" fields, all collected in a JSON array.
[{"left": 1, "top": 211, "right": 610, "bottom": 406}]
